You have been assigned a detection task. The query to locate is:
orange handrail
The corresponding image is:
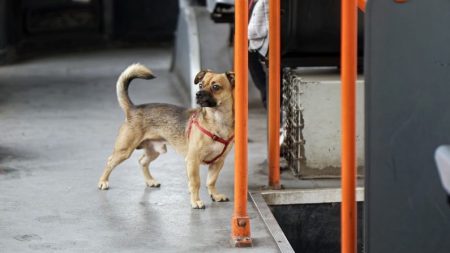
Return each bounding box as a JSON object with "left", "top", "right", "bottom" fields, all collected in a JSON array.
[
  {"left": 268, "top": 0, "right": 281, "bottom": 189},
  {"left": 341, "top": 0, "right": 358, "bottom": 252},
  {"left": 231, "top": 0, "right": 252, "bottom": 247}
]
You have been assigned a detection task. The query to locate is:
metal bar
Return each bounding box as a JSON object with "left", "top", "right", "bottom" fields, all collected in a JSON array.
[
  {"left": 231, "top": 0, "right": 252, "bottom": 247},
  {"left": 250, "top": 192, "right": 295, "bottom": 253},
  {"left": 341, "top": 0, "right": 358, "bottom": 252},
  {"left": 268, "top": 0, "right": 281, "bottom": 189}
]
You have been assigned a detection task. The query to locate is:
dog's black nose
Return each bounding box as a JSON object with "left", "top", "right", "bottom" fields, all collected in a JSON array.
[
  {"left": 195, "top": 90, "right": 217, "bottom": 107},
  {"left": 196, "top": 90, "right": 208, "bottom": 99}
]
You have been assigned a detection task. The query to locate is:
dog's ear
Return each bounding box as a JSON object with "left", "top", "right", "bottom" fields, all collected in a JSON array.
[
  {"left": 225, "top": 71, "right": 235, "bottom": 88},
  {"left": 194, "top": 69, "right": 211, "bottom": 84}
]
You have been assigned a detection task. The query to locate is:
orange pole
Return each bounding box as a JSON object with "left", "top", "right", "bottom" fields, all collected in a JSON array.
[
  {"left": 341, "top": 0, "right": 357, "bottom": 252},
  {"left": 268, "top": 0, "right": 281, "bottom": 189},
  {"left": 358, "top": 0, "right": 366, "bottom": 12},
  {"left": 231, "top": 0, "right": 252, "bottom": 247}
]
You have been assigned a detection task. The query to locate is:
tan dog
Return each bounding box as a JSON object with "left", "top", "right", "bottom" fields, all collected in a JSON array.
[{"left": 98, "top": 64, "right": 235, "bottom": 209}]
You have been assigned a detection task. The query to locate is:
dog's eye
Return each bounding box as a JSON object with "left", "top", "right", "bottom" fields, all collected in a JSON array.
[
  {"left": 212, "top": 84, "right": 221, "bottom": 91},
  {"left": 198, "top": 83, "right": 204, "bottom": 89}
]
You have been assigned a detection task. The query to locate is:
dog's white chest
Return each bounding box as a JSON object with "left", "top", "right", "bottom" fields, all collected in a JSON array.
[
  {"left": 203, "top": 140, "right": 231, "bottom": 162},
  {"left": 209, "top": 141, "right": 225, "bottom": 153}
]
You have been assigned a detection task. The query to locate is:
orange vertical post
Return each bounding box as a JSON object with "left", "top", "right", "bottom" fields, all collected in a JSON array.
[
  {"left": 358, "top": 0, "right": 366, "bottom": 12},
  {"left": 341, "top": 0, "right": 357, "bottom": 252},
  {"left": 231, "top": 0, "right": 252, "bottom": 247},
  {"left": 268, "top": 0, "right": 281, "bottom": 189}
]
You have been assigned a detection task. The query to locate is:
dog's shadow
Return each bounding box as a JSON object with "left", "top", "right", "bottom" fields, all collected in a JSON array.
[{"left": 97, "top": 186, "right": 163, "bottom": 230}]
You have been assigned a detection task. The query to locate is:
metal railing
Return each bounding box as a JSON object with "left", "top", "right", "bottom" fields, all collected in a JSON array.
[
  {"left": 268, "top": 0, "right": 282, "bottom": 189},
  {"left": 341, "top": 0, "right": 358, "bottom": 252},
  {"left": 232, "top": 0, "right": 364, "bottom": 250},
  {"left": 231, "top": 0, "right": 252, "bottom": 247}
]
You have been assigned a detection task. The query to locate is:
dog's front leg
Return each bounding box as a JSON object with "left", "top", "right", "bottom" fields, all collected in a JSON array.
[
  {"left": 186, "top": 157, "right": 205, "bottom": 209},
  {"left": 207, "top": 159, "right": 229, "bottom": 202}
]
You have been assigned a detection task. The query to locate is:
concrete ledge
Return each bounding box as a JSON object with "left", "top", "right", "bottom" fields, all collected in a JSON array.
[
  {"left": 172, "top": 0, "right": 201, "bottom": 107},
  {"left": 172, "top": 1, "right": 233, "bottom": 107},
  {"left": 260, "top": 187, "right": 365, "bottom": 205},
  {"left": 283, "top": 68, "right": 365, "bottom": 177}
]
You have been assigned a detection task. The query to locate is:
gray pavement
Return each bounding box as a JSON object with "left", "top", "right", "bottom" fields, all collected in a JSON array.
[{"left": 0, "top": 47, "right": 279, "bottom": 252}]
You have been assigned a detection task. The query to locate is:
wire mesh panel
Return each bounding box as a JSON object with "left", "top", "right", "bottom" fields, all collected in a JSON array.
[{"left": 282, "top": 68, "right": 306, "bottom": 176}]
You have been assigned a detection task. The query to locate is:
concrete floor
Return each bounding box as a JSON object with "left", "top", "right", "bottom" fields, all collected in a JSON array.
[{"left": 0, "top": 47, "right": 280, "bottom": 252}]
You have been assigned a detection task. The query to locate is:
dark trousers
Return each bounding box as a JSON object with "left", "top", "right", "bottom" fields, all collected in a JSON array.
[{"left": 248, "top": 51, "right": 267, "bottom": 108}]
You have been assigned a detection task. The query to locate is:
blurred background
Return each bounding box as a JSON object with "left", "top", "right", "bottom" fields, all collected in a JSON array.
[{"left": 0, "top": 0, "right": 179, "bottom": 62}]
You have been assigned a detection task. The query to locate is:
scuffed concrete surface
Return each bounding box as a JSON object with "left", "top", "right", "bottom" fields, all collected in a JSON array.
[{"left": 0, "top": 47, "right": 279, "bottom": 252}]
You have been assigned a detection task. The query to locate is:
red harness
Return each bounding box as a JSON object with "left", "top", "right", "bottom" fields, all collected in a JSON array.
[{"left": 187, "top": 112, "right": 234, "bottom": 164}]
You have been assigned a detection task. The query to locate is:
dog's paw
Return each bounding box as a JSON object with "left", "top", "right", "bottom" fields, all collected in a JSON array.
[
  {"left": 210, "top": 194, "right": 229, "bottom": 202},
  {"left": 98, "top": 181, "right": 109, "bottom": 190},
  {"left": 146, "top": 179, "right": 161, "bottom": 188},
  {"left": 191, "top": 200, "right": 205, "bottom": 209}
]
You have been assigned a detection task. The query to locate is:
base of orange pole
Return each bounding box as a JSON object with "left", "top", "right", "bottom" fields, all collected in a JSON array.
[
  {"left": 269, "top": 185, "right": 283, "bottom": 190},
  {"left": 230, "top": 236, "right": 252, "bottom": 248},
  {"left": 230, "top": 216, "right": 252, "bottom": 247},
  {"left": 268, "top": 181, "right": 283, "bottom": 190},
  {"left": 265, "top": 184, "right": 283, "bottom": 190}
]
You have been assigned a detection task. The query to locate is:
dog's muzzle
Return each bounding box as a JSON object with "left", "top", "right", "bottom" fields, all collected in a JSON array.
[{"left": 196, "top": 90, "right": 217, "bottom": 107}]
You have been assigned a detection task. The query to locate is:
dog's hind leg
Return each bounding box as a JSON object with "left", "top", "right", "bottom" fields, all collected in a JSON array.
[
  {"left": 98, "top": 125, "right": 142, "bottom": 190},
  {"left": 98, "top": 150, "right": 133, "bottom": 190},
  {"left": 139, "top": 142, "right": 166, "bottom": 187},
  {"left": 207, "top": 159, "right": 229, "bottom": 202}
]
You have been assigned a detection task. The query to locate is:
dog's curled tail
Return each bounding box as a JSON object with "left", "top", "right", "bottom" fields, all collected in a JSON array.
[{"left": 116, "top": 63, "right": 155, "bottom": 114}]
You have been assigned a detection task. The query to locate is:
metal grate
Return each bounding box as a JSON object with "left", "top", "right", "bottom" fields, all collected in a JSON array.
[
  {"left": 250, "top": 192, "right": 295, "bottom": 253},
  {"left": 282, "top": 68, "right": 306, "bottom": 176}
]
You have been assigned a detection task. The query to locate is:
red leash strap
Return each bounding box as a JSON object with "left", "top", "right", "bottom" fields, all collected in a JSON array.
[{"left": 187, "top": 112, "right": 234, "bottom": 164}]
